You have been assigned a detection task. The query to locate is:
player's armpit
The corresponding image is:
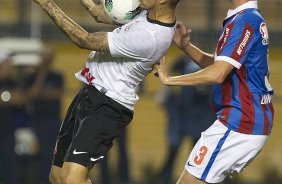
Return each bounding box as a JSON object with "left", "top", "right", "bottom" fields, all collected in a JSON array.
[{"left": 80, "top": 0, "right": 116, "bottom": 25}]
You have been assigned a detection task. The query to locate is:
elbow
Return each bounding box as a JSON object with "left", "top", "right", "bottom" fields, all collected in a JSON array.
[
  {"left": 212, "top": 72, "right": 227, "bottom": 84},
  {"left": 76, "top": 39, "right": 91, "bottom": 50},
  {"left": 73, "top": 33, "right": 93, "bottom": 50}
]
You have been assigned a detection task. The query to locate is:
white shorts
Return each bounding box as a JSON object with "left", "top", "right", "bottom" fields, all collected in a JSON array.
[{"left": 185, "top": 120, "right": 268, "bottom": 183}]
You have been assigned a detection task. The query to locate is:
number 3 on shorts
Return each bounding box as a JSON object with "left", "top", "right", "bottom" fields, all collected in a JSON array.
[{"left": 194, "top": 146, "right": 208, "bottom": 165}]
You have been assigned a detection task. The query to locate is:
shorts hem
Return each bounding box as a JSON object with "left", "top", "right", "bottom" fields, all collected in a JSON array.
[
  {"left": 185, "top": 166, "right": 224, "bottom": 184},
  {"left": 64, "top": 157, "right": 89, "bottom": 168},
  {"left": 52, "top": 159, "right": 63, "bottom": 168}
]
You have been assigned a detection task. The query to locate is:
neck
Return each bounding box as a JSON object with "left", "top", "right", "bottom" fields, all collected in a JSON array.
[
  {"left": 148, "top": 5, "right": 176, "bottom": 24},
  {"left": 231, "top": 0, "right": 250, "bottom": 9}
]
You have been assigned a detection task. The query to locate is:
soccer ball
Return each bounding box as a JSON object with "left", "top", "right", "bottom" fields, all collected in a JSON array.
[{"left": 102, "top": 0, "right": 142, "bottom": 24}]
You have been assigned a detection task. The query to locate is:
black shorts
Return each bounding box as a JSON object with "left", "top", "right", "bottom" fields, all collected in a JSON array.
[{"left": 52, "top": 85, "right": 133, "bottom": 168}]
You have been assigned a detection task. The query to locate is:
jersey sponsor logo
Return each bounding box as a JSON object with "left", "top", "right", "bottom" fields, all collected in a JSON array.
[
  {"left": 237, "top": 30, "right": 251, "bottom": 55},
  {"left": 260, "top": 22, "right": 269, "bottom": 45},
  {"left": 231, "top": 24, "right": 254, "bottom": 61},
  {"left": 80, "top": 67, "right": 95, "bottom": 85},
  {"left": 73, "top": 149, "right": 88, "bottom": 155},
  {"left": 216, "top": 22, "right": 235, "bottom": 55},
  {"left": 90, "top": 156, "right": 104, "bottom": 162},
  {"left": 261, "top": 94, "right": 273, "bottom": 104}
]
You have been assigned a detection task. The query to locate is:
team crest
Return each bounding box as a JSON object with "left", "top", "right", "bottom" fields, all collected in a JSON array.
[{"left": 260, "top": 22, "right": 269, "bottom": 45}]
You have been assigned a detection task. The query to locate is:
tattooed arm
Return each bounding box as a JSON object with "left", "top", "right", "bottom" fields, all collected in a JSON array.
[
  {"left": 33, "top": 0, "right": 109, "bottom": 52},
  {"left": 80, "top": 0, "right": 116, "bottom": 25}
]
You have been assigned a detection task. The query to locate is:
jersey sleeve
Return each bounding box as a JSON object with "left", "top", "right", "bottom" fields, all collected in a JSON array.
[
  {"left": 215, "top": 21, "right": 257, "bottom": 69},
  {"left": 107, "top": 27, "right": 156, "bottom": 61}
]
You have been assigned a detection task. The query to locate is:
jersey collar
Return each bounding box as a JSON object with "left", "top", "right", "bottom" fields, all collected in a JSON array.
[
  {"left": 225, "top": 1, "right": 258, "bottom": 20},
  {"left": 146, "top": 13, "right": 176, "bottom": 27}
]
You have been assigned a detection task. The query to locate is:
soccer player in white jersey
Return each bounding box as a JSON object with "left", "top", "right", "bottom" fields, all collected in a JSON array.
[
  {"left": 156, "top": 0, "right": 274, "bottom": 183},
  {"left": 33, "top": 0, "right": 181, "bottom": 183}
]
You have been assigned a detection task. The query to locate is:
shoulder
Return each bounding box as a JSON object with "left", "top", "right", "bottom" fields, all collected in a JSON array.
[{"left": 237, "top": 9, "right": 266, "bottom": 28}]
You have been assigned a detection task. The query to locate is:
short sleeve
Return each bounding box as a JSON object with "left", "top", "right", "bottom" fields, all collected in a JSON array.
[
  {"left": 108, "top": 27, "right": 156, "bottom": 61},
  {"left": 215, "top": 21, "right": 257, "bottom": 69}
]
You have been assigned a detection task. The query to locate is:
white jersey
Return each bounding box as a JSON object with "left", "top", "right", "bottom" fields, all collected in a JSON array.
[{"left": 75, "top": 11, "right": 175, "bottom": 110}]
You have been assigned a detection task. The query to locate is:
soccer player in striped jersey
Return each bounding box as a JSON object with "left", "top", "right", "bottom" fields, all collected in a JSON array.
[
  {"left": 155, "top": 0, "right": 274, "bottom": 183},
  {"left": 33, "top": 0, "right": 181, "bottom": 183}
]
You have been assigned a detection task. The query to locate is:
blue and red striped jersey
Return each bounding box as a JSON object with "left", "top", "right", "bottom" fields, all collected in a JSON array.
[{"left": 213, "top": 1, "right": 274, "bottom": 135}]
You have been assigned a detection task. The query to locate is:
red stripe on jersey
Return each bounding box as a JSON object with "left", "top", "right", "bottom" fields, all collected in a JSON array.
[
  {"left": 269, "top": 102, "right": 274, "bottom": 133},
  {"left": 261, "top": 104, "right": 269, "bottom": 135},
  {"left": 270, "top": 102, "right": 274, "bottom": 118},
  {"left": 219, "top": 78, "right": 233, "bottom": 125},
  {"left": 231, "top": 24, "right": 254, "bottom": 62},
  {"left": 217, "top": 22, "right": 235, "bottom": 56},
  {"left": 237, "top": 65, "right": 255, "bottom": 134}
]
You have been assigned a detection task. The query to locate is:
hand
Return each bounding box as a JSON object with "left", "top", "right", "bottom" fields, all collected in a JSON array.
[
  {"left": 173, "top": 22, "right": 192, "bottom": 50},
  {"left": 81, "top": 0, "right": 101, "bottom": 10},
  {"left": 154, "top": 57, "right": 169, "bottom": 85},
  {"left": 80, "top": 0, "right": 114, "bottom": 24}
]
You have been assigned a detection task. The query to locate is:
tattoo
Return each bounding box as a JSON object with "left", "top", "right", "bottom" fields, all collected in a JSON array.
[
  {"left": 40, "top": 0, "right": 109, "bottom": 51},
  {"left": 84, "top": 32, "right": 109, "bottom": 52}
]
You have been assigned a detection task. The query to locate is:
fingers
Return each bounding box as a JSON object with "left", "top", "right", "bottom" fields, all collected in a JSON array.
[
  {"left": 187, "top": 29, "right": 192, "bottom": 36},
  {"left": 81, "top": 0, "right": 100, "bottom": 10},
  {"left": 176, "top": 22, "right": 192, "bottom": 35},
  {"left": 153, "top": 56, "right": 166, "bottom": 78},
  {"left": 153, "top": 62, "right": 160, "bottom": 77},
  {"left": 154, "top": 71, "right": 159, "bottom": 77},
  {"left": 93, "top": 0, "right": 101, "bottom": 5},
  {"left": 159, "top": 56, "right": 166, "bottom": 66},
  {"left": 81, "top": 0, "right": 94, "bottom": 10}
]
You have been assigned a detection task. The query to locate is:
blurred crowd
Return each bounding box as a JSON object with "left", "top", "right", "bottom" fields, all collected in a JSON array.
[{"left": 0, "top": 49, "right": 64, "bottom": 184}]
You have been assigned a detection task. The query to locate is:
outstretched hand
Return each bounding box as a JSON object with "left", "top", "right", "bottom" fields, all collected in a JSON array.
[
  {"left": 173, "top": 22, "right": 192, "bottom": 50},
  {"left": 154, "top": 57, "right": 169, "bottom": 85}
]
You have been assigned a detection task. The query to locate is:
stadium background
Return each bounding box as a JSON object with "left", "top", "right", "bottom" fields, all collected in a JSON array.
[{"left": 1, "top": 0, "right": 282, "bottom": 183}]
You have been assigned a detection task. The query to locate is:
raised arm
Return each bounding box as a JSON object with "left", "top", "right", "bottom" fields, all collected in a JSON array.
[
  {"left": 33, "top": 0, "right": 108, "bottom": 51},
  {"left": 173, "top": 22, "right": 214, "bottom": 68},
  {"left": 80, "top": 0, "right": 116, "bottom": 25}
]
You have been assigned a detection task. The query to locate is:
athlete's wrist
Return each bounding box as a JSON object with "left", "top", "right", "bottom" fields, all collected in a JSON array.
[
  {"left": 162, "top": 76, "right": 172, "bottom": 86},
  {"left": 181, "top": 43, "right": 193, "bottom": 56}
]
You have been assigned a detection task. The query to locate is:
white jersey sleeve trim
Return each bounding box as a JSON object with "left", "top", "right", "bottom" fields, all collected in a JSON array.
[{"left": 215, "top": 56, "right": 241, "bottom": 69}]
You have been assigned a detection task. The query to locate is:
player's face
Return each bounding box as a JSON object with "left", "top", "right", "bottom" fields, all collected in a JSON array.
[{"left": 139, "top": 0, "right": 159, "bottom": 10}]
